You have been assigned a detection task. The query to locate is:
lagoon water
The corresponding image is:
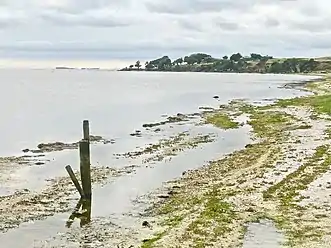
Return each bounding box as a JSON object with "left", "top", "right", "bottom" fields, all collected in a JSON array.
[{"left": 0, "top": 69, "right": 319, "bottom": 247}]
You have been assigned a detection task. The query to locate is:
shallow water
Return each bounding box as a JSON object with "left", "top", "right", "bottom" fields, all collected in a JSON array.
[
  {"left": 243, "top": 220, "right": 285, "bottom": 248},
  {"left": 0, "top": 69, "right": 315, "bottom": 156},
  {"left": 0, "top": 70, "right": 319, "bottom": 246}
]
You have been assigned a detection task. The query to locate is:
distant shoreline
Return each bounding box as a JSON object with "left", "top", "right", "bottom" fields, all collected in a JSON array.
[{"left": 119, "top": 53, "right": 331, "bottom": 74}]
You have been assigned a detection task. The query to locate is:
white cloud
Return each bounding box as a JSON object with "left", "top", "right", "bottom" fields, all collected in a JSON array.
[{"left": 0, "top": 0, "right": 331, "bottom": 62}]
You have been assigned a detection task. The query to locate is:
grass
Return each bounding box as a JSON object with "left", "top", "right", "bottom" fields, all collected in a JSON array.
[
  {"left": 141, "top": 75, "right": 331, "bottom": 247},
  {"left": 248, "top": 110, "right": 294, "bottom": 138},
  {"left": 141, "top": 232, "right": 166, "bottom": 248},
  {"left": 263, "top": 145, "right": 329, "bottom": 204},
  {"left": 262, "top": 145, "right": 331, "bottom": 246},
  {"left": 206, "top": 113, "right": 239, "bottom": 129},
  {"left": 184, "top": 188, "right": 237, "bottom": 246}
]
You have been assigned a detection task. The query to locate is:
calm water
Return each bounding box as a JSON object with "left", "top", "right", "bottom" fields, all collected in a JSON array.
[
  {"left": 0, "top": 69, "right": 316, "bottom": 156},
  {"left": 0, "top": 69, "right": 318, "bottom": 247}
]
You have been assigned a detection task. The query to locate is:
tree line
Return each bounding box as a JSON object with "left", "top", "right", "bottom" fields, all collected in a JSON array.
[{"left": 120, "top": 53, "right": 321, "bottom": 74}]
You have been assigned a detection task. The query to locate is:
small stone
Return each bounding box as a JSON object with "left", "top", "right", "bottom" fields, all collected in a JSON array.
[
  {"left": 246, "top": 207, "right": 255, "bottom": 213},
  {"left": 142, "top": 221, "right": 151, "bottom": 227},
  {"left": 35, "top": 162, "right": 45, "bottom": 165},
  {"left": 158, "top": 195, "right": 170, "bottom": 199},
  {"left": 245, "top": 144, "right": 253, "bottom": 148},
  {"left": 22, "top": 149, "right": 30, "bottom": 153},
  {"left": 213, "top": 95, "right": 220, "bottom": 99}
]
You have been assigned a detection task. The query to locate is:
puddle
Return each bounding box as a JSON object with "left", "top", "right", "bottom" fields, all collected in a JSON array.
[{"left": 243, "top": 220, "right": 285, "bottom": 248}]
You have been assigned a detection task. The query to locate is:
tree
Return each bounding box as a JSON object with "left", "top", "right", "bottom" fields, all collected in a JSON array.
[
  {"left": 158, "top": 57, "right": 172, "bottom": 71},
  {"left": 250, "top": 53, "right": 263, "bottom": 60},
  {"left": 223, "top": 56, "right": 228, "bottom": 60},
  {"left": 145, "top": 63, "right": 155, "bottom": 70},
  {"left": 135, "top": 60, "right": 141, "bottom": 70},
  {"left": 230, "top": 53, "right": 243, "bottom": 62},
  {"left": 173, "top": 57, "right": 183, "bottom": 65},
  {"left": 184, "top": 56, "right": 195, "bottom": 65}
]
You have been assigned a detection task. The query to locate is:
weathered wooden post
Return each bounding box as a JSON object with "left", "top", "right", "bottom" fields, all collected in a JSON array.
[
  {"left": 65, "top": 120, "right": 92, "bottom": 226},
  {"left": 80, "top": 120, "right": 92, "bottom": 224},
  {"left": 80, "top": 120, "right": 91, "bottom": 201},
  {"left": 80, "top": 140, "right": 91, "bottom": 201},
  {"left": 83, "top": 120, "right": 89, "bottom": 140},
  {"left": 65, "top": 165, "right": 85, "bottom": 198}
]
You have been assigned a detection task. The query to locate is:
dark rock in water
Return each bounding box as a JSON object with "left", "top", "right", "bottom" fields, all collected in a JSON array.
[
  {"left": 167, "top": 116, "right": 184, "bottom": 122},
  {"left": 245, "top": 144, "right": 254, "bottom": 149},
  {"left": 130, "top": 130, "right": 142, "bottom": 137},
  {"left": 22, "top": 149, "right": 30, "bottom": 153},
  {"left": 35, "top": 162, "right": 45, "bottom": 165},
  {"left": 182, "top": 171, "right": 187, "bottom": 176},
  {"left": 154, "top": 128, "right": 161, "bottom": 132},
  {"left": 142, "top": 221, "right": 151, "bottom": 228},
  {"left": 158, "top": 195, "right": 170, "bottom": 199},
  {"left": 213, "top": 95, "right": 220, "bottom": 99}
]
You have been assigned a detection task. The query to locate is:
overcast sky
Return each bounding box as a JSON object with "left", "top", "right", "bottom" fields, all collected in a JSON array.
[{"left": 0, "top": 0, "right": 330, "bottom": 66}]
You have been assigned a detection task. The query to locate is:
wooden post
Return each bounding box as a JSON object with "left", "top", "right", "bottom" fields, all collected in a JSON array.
[
  {"left": 83, "top": 120, "right": 89, "bottom": 140},
  {"left": 80, "top": 140, "right": 91, "bottom": 201},
  {"left": 80, "top": 120, "right": 92, "bottom": 224},
  {"left": 65, "top": 165, "right": 85, "bottom": 198}
]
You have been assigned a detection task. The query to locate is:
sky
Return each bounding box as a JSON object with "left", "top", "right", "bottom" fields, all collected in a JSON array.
[{"left": 0, "top": 0, "right": 331, "bottom": 68}]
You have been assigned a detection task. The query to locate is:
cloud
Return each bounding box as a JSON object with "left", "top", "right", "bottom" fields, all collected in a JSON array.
[{"left": 0, "top": 0, "right": 331, "bottom": 62}]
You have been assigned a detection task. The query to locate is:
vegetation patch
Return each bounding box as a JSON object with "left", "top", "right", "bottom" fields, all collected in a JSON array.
[
  {"left": 205, "top": 113, "right": 239, "bottom": 129},
  {"left": 141, "top": 75, "right": 331, "bottom": 248}
]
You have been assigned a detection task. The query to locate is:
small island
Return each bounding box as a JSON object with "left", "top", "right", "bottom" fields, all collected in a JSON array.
[{"left": 119, "top": 53, "right": 331, "bottom": 74}]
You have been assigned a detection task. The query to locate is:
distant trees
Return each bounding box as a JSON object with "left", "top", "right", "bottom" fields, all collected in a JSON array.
[
  {"left": 121, "top": 53, "right": 322, "bottom": 74},
  {"left": 268, "top": 58, "right": 318, "bottom": 73},
  {"left": 250, "top": 53, "right": 263, "bottom": 60},
  {"left": 135, "top": 60, "right": 141, "bottom": 70},
  {"left": 145, "top": 56, "right": 172, "bottom": 71},
  {"left": 184, "top": 53, "right": 213, "bottom": 65},
  {"left": 230, "top": 53, "right": 243, "bottom": 62},
  {"left": 173, "top": 57, "right": 183, "bottom": 65}
]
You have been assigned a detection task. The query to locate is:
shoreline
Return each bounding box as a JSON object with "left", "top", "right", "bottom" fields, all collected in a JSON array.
[
  {"left": 0, "top": 73, "right": 328, "bottom": 247},
  {"left": 140, "top": 74, "right": 331, "bottom": 247}
]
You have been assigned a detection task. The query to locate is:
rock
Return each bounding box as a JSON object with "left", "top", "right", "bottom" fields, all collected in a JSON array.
[
  {"left": 142, "top": 221, "right": 151, "bottom": 228},
  {"left": 182, "top": 171, "right": 187, "bottom": 176},
  {"left": 245, "top": 144, "right": 253, "bottom": 148},
  {"left": 22, "top": 149, "right": 30, "bottom": 153},
  {"left": 158, "top": 195, "right": 170, "bottom": 199},
  {"left": 213, "top": 95, "right": 220, "bottom": 99},
  {"left": 130, "top": 130, "right": 142, "bottom": 137},
  {"left": 246, "top": 207, "right": 255, "bottom": 213},
  {"left": 154, "top": 128, "right": 161, "bottom": 132},
  {"left": 35, "top": 162, "right": 45, "bottom": 165}
]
